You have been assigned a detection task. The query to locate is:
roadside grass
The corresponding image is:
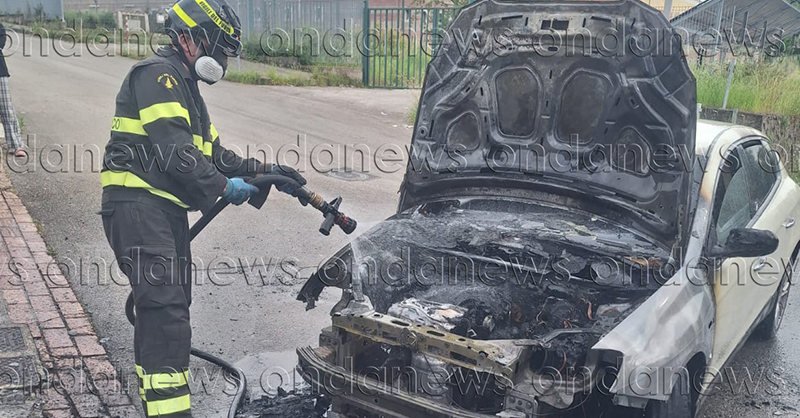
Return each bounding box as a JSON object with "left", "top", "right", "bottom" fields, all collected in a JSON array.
[
  {"left": 62, "top": 10, "right": 116, "bottom": 29},
  {"left": 224, "top": 68, "right": 361, "bottom": 87},
  {"left": 119, "top": 47, "right": 153, "bottom": 60},
  {"left": 242, "top": 36, "right": 361, "bottom": 68},
  {"left": 407, "top": 95, "right": 420, "bottom": 125},
  {"left": 694, "top": 58, "right": 800, "bottom": 116}
]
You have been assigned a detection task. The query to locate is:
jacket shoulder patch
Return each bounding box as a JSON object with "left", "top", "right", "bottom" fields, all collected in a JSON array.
[{"left": 157, "top": 73, "right": 178, "bottom": 89}]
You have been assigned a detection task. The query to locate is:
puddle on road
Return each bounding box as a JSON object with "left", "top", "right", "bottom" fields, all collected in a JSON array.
[
  {"left": 234, "top": 350, "right": 300, "bottom": 400},
  {"left": 234, "top": 351, "right": 331, "bottom": 418}
]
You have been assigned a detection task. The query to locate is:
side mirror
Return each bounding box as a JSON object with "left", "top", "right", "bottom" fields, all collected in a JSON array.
[{"left": 709, "top": 228, "right": 779, "bottom": 258}]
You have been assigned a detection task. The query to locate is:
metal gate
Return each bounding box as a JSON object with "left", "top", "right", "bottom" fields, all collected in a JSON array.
[
  {"left": 234, "top": 0, "right": 460, "bottom": 88},
  {"left": 362, "top": 2, "right": 459, "bottom": 88}
]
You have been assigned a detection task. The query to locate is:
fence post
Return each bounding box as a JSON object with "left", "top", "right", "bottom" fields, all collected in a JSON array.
[
  {"left": 362, "top": 0, "right": 370, "bottom": 87},
  {"left": 723, "top": 59, "right": 735, "bottom": 109},
  {"left": 432, "top": 8, "right": 440, "bottom": 55},
  {"left": 739, "top": 10, "right": 749, "bottom": 47},
  {"left": 758, "top": 19, "right": 767, "bottom": 60},
  {"left": 246, "top": 0, "right": 254, "bottom": 40},
  {"left": 793, "top": 31, "right": 800, "bottom": 57},
  {"left": 266, "top": 0, "right": 270, "bottom": 33},
  {"left": 712, "top": 0, "right": 723, "bottom": 57},
  {"left": 336, "top": 1, "right": 341, "bottom": 30},
  {"left": 272, "top": 0, "right": 277, "bottom": 30}
]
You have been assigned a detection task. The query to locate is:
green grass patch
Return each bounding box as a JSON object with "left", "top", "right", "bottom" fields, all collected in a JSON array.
[
  {"left": 407, "top": 95, "right": 420, "bottom": 125},
  {"left": 225, "top": 70, "right": 266, "bottom": 84},
  {"left": 63, "top": 10, "right": 116, "bottom": 29},
  {"left": 224, "top": 68, "right": 362, "bottom": 87},
  {"left": 242, "top": 30, "right": 362, "bottom": 68},
  {"left": 694, "top": 58, "right": 800, "bottom": 116}
]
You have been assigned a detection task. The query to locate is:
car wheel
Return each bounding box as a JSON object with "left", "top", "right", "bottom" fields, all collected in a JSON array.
[
  {"left": 644, "top": 383, "right": 693, "bottom": 418},
  {"left": 754, "top": 254, "right": 795, "bottom": 340}
]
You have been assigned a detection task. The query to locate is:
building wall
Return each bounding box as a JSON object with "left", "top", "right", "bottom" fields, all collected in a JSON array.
[
  {"left": 0, "top": 0, "right": 61, "bottom": 18},
  {"left": 63, "top": 0, "right": 173, "bottom": 12},
  {"left": 639, "top": 0, "right": 700, "bottom": 17},
  {"left": 641, "top": 0, "right": 700, "bottom": 8}
]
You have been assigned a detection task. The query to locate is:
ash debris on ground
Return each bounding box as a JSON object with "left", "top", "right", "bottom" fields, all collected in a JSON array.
[{"left": 236, "top": 387, "right": 331, "bottom": 418}]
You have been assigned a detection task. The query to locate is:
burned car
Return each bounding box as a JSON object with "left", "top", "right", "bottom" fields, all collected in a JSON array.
[{"left": 295, "top": 0, "right": 800, "bottom": 417}]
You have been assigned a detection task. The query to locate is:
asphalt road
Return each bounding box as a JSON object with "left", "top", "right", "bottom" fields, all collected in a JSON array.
[
  {"left": 4, "top": 46, "right": 800, "bottom": 417},
  {"left": 6, "top": 44, "right": 416, "bottom": 416}
]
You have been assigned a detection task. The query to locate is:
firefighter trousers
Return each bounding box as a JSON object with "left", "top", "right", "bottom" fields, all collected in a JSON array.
[{"left": 101, "top": 199, "right": 193, "bottom": 417}]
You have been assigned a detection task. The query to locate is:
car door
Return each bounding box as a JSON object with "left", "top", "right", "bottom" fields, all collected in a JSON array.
[
  {"left": 709, "top": 138, "right": 785, "bottom": 372},
  {"left": 741, "top": 139, "right": 794, "bottom": 286}
]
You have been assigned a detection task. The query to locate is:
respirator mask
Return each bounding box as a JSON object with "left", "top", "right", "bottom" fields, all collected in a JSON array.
[
  {"left": 179, "top": 29, "right": 238, "bottom": 85},
  {"left": 194, "top": 48, "right": 228, "bottom": 85}
]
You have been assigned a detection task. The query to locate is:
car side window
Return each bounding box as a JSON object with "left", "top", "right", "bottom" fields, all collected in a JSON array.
[
  {"left": 741, "top": 141, "right": 780, "bottom": 213},
  {"left": 713, "top": 147, "right": 751, "bottom": 246}
]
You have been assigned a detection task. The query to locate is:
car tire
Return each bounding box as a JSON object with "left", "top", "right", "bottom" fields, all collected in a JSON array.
[
  {"left": 754, "top": 253, "right": 795, "bottom": 340},
  {"left": 644, "top": 383, "right": 694, "bottom": 418}
]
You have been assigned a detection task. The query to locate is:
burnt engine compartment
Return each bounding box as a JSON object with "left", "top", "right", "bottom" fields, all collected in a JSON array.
[
  {"left": 300, "top": 198, "right": 672, "bottom": 416},
  {"left": 356, "top": 199, "right": 668, "bottom": 353}
]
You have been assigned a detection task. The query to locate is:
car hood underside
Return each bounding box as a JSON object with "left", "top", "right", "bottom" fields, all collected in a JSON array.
[{"left": 404, "top": 0, "right": 697, "bottom": 245}]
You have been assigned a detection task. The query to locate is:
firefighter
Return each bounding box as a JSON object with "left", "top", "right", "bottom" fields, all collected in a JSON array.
[{"left": 100, "top": 0, "right": 305, "bottom": 415}]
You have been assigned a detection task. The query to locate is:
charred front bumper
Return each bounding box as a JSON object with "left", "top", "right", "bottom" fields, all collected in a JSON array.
[
  {"left": 296, "top": 309, "right": 615, "bottom": 418},
  {"left": 297, "top": 346, "right": 497, "bottom": 418}
]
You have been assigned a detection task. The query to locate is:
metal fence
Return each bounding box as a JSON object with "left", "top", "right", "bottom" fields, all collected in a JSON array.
[
  {"left": 233, "top": 0, "right": 458, "bottom": 88},
  {"left": 363, "top": 5, "right": 458, "bottom": 88},
  {"left": 670, "top": 0, "right": 734, "bottom": 57},
  {"left": 652, "top": 5, "right": 694, "bottom": 19},
  {"left": 232, "top": 0, "right": 364, "bottom": 41},
  {"left": 671, "top": 0, "right": 800, "bottom": 60},
  {"left": 0, "top": 0, "right": 61, "bottom": 19}
]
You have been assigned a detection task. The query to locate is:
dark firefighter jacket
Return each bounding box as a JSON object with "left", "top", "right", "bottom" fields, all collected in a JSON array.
[{"left": 101, "top": 47, "right": 263, "bottom": 213}]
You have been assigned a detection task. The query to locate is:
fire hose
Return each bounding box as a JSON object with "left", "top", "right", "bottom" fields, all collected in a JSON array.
[{"left": 124, "top": 174, "right": 357, "bottom": 418}]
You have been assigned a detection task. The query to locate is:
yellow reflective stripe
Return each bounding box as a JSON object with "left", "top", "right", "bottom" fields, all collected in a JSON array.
[
  {"left": 172, "top": 3, "right": 198, "bottom": 27},
  {"left": 135, "top": 365, "right": 146, "bottom": 400},
  {"left": 196, "top": 0, "right": 234, "bottom": 34},
  {"left": 101, "top": 171, "right": 190, "bottom": 209},
  {"left": 111, "top": 116, "right": 146, "bottom": 136},
  {"left": 146, "top": 393, "right": 191, "bottom": 416},
  {"left": 139, "top": 102, "right": 190, "bottom": 127},
  {"left": 192, "top": 134, "right": 213, "bottom": 157},
  {"left": 142, "top": 371, "right": 190, "bottom": 391},
  {"left": 209, "top": 124, "right": 219, "bottom": 142}
]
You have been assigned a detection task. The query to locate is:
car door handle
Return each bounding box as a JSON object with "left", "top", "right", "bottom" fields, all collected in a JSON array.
[
  {"left": 753, "top": 257, "right": 768, "bottom": 272},
  {"left": 784, "top": 218, "right": 796, "bottom": 229}
]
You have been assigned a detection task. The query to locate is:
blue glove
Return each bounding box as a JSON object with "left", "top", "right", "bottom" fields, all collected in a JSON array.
[{"left": 222, "top": 178, "right": 259, "bottom": 205}]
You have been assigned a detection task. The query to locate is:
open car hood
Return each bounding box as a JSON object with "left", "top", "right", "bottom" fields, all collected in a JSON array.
[{"left": 403, "top": 0, "right": 697, "bottom": 246}]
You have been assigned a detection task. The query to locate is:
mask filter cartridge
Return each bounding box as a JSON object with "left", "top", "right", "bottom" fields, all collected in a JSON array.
[{"left": 195, "top": 56, "right": 225, "bottom": 84}]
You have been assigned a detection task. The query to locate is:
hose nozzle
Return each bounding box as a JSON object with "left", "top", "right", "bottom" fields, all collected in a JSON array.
[{"left": 296, "top": 187, "right": 357, "bottom": 235}]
